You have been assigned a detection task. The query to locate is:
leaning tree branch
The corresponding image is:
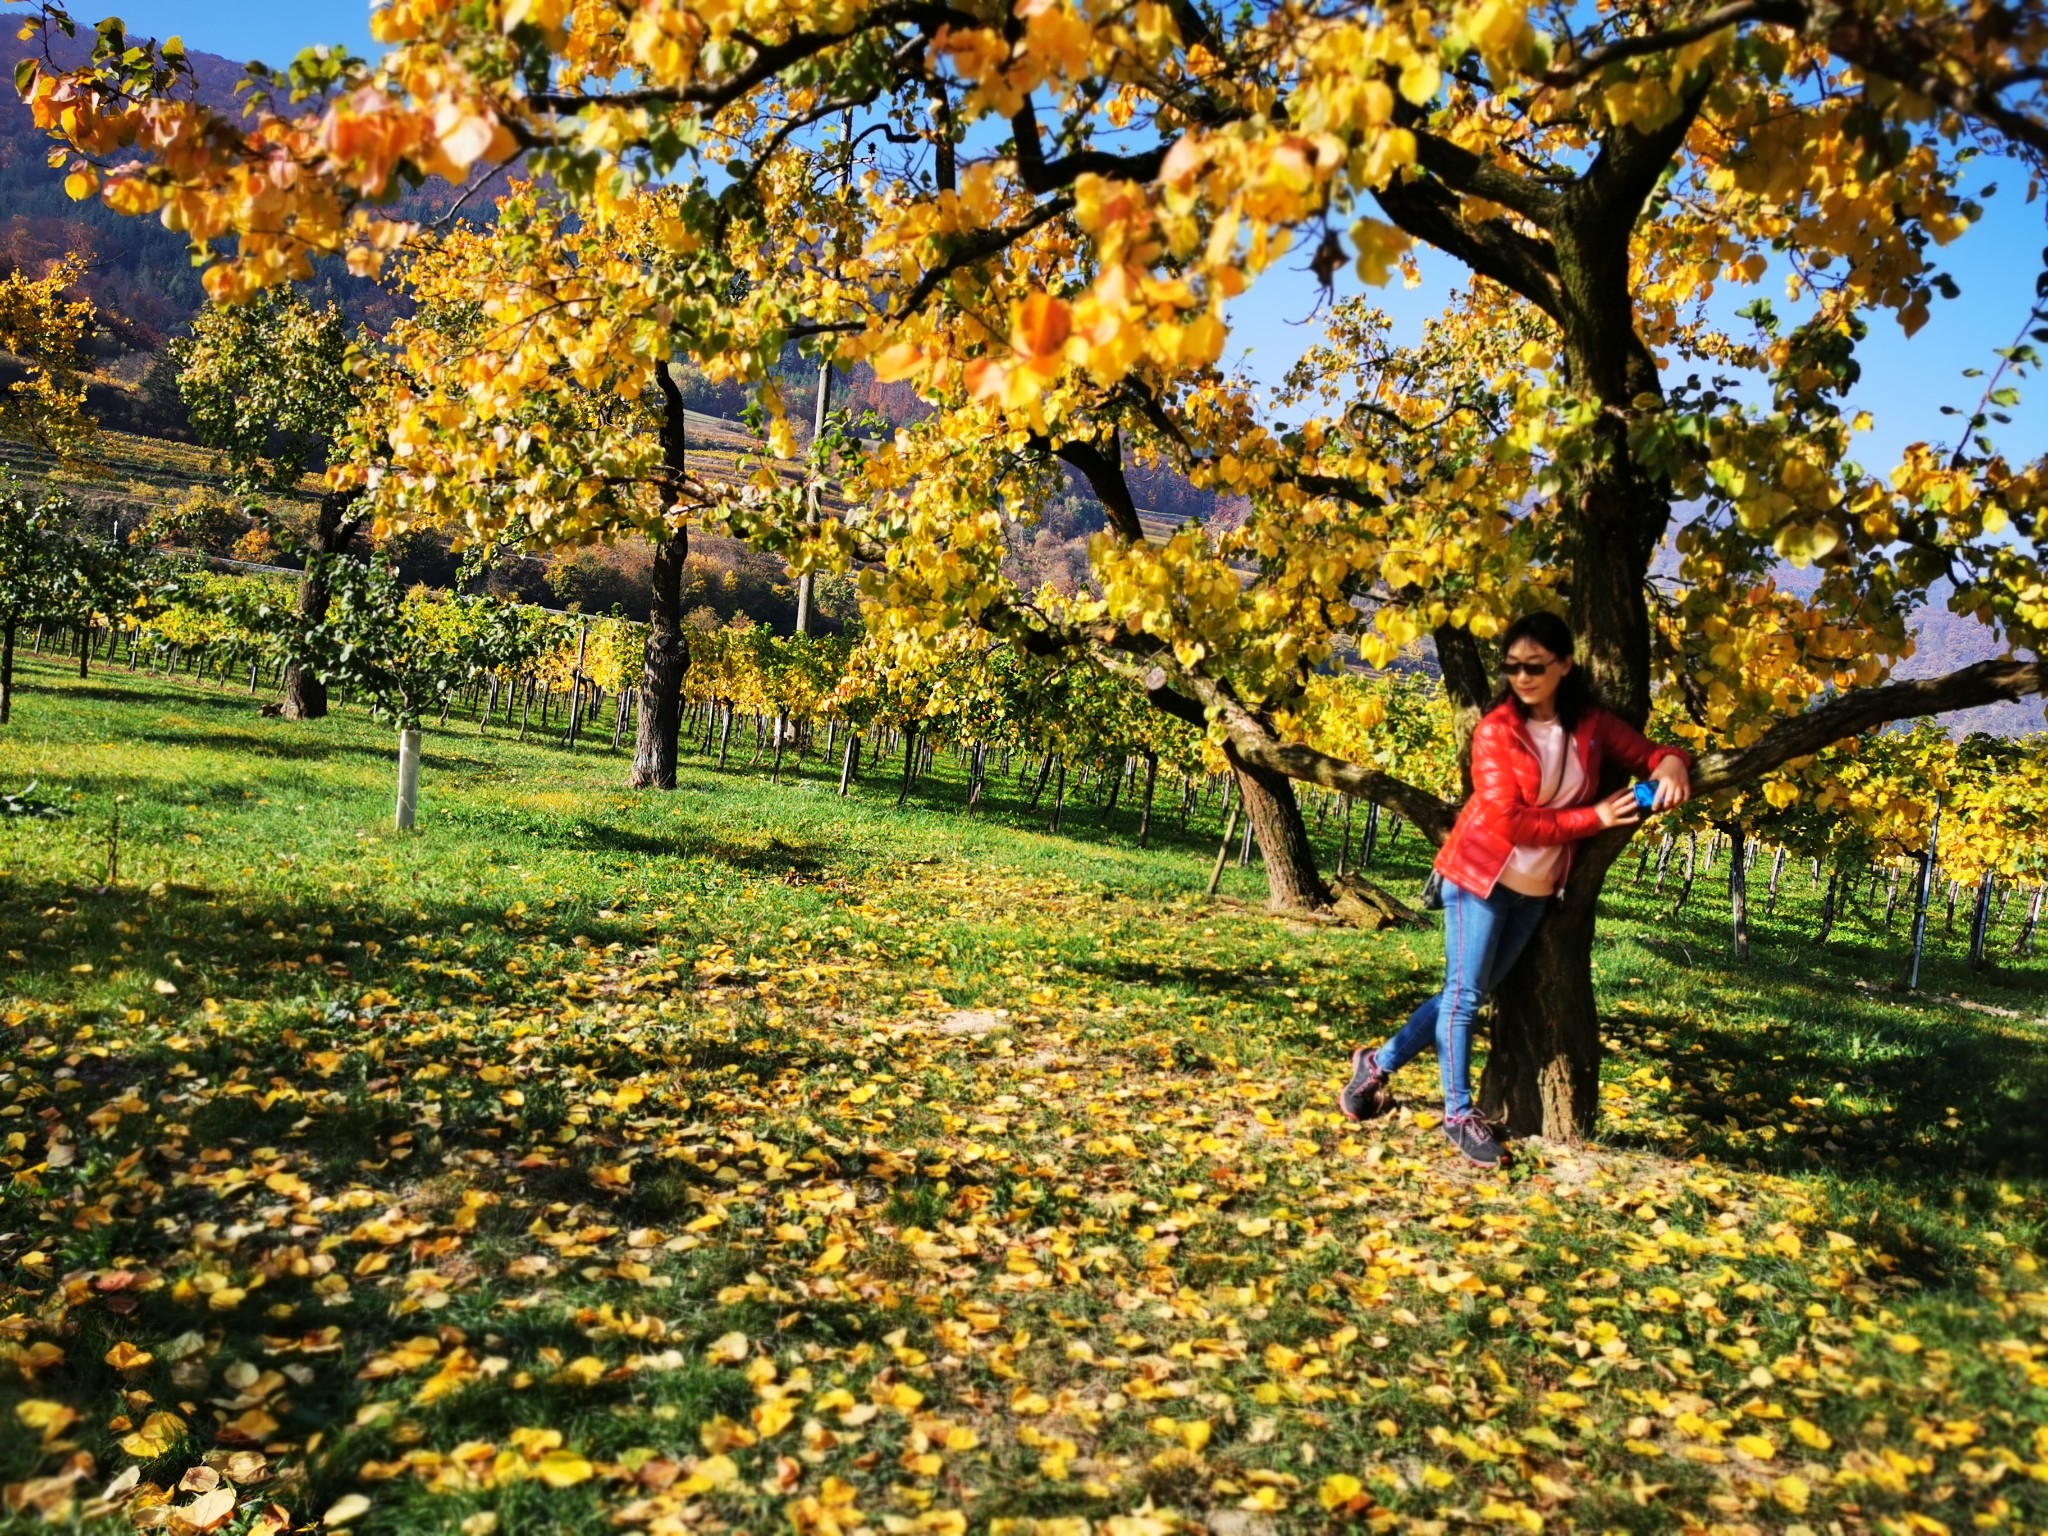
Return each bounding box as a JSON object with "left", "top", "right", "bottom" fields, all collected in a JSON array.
[
  {"left": 1693, "top": 658, "right": 2048, "bottom": 794},
  {"left": 1408, "top": 125, "right": 1566, "bottom": 229},
  {"left": 1110, "top": 653, "right": 1460, "bottom": 839},
  {"left": 1371, "top": 162, "right": 1567, "bottom": 322}
]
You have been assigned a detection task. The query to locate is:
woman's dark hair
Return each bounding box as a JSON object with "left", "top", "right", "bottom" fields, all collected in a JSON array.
[{"left": 1489, "top": 610, "right": 1601, "bottom": 728}]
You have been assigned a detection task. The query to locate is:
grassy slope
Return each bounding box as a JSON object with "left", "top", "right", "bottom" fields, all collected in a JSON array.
[{"left": 1, "top": 655, "right": 2043, "bottom": 1535}]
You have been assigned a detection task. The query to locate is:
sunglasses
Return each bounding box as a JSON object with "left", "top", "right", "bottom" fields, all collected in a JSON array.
[{"left": 1501, "top": 659, "right": 1559, "bottom": 678}]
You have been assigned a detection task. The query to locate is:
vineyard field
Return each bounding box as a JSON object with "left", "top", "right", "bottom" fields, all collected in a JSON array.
[{"left": 1, "top": 658, "right": 2043, "bottom": 1533}]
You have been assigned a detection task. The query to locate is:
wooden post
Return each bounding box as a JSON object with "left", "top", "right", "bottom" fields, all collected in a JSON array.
[
  {"left": 1968, "top": 871, "right": 1996, "bottom": 971},
  {"left": 1728, "top": 829, "right": 1750, "bottom": 961},
  {"left": 564, "top": 620, "right": 589, "bottom": 749},
  {"left": 1207, "top": 803, "right": 1240, "bottom": 897},
  {"left": 1136, "top": 750, "right": 1159, "bottom": 848},
  {"left": 1905, "top": 798, "right": 1941, "bottom": 991},
  {"left": 2013, "top": 883, "right": 2044, "bottom": 957}
]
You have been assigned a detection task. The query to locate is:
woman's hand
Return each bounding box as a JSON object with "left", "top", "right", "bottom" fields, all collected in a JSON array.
[
  {"left": 1650, "top": 757, "right": 1693, "bottom": 813},
  {"left": 1594, "top": 787, "right": 1643, "bottom": 830}
]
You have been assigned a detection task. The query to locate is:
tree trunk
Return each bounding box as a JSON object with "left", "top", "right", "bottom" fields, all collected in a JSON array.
[
  {"left": 1477, "top": 835, "right": 1622, "bottom": 1140},
  {"left": 1227, "top": 753, "right": 1332, "bottom": 913},
  {"left": 1905, "top": 803, "right": 1941, "bottom": 990},
  {"left": 281, "top": 493, "right": 356, "bottom": 721},
  {"left": 897, "top": 722, "right": 918, "bottom": 807},
  {"left": 1207, "top": 801, "right": 1241, "bottom": 897},
  {"left": 1728, "top": 829, "right": 1750, "bottom": 961},
  {"left": 630, "top": 533, "right": 689, "bottom": 789},
  {"left": 717, "top": 704, "right": 734, "bottom": 770},
  {"left": 77, "top": 622, "right": 91, "bottom": 679},
  {"left": 0, "top": 620, "right": 13, "bottom": 724},
  {"left": 1764, "top": 845, "right": 1785, "bottom": 917},
  {"left": 1968, "top": 871, "right": 1996, "bottom": 971},
  {"left": 1028, "top": 751, "right": 1055, "bottom": 808},
  {"left": 838, "top": 731, "right": 859, "bottom": 795},
  {"left": 1669, "top": 832, "right": 1697, "bottom": 913},
  {"left": 1817, "top": 868, "right": 1840, "bottom": 944},
  {"left": 2013, "top": 884, "right": 2043, "bottom": 957},
  {"left": 1136, "top": 751, "right": 1159, "bottom": 847},
  {"left": 1049, "top": 760, "right": 1066, "bottom": 831}
]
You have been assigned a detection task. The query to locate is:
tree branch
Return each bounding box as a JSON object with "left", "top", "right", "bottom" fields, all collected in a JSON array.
[
  {"left": 1036, "top": 430, "right": 1147, "bottom": 543},
  {"left": 522, "top": 4, "right": 979, "bottom": 115},
  {"left": 1371, "top": 164, "right": 1566, "bottom": 322},
  {"left": 1542, "top": 0, "right": 1798, "bottom": 87},
  {"left": 1116, "top": 654, "right": 1459, "bottom": 840},
  {"left": 1409, "top": 125, "right": 1566, "bottom": 228},
  {"left": 1693, "top": 658, "right": 2048, "bottom": 794}
]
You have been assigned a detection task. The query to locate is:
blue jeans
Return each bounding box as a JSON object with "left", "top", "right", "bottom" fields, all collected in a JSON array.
[{"left": 1373, "top": 880, "right": 1551, "bottom": 1117}]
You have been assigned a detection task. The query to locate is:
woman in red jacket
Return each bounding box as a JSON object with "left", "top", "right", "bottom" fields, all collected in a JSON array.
[{"left": 1339, "top": 612, "right": 1692, "bottom": 1166}]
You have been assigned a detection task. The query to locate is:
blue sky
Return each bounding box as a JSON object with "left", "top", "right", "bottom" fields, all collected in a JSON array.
[{"left": 119, "top": 1, "right": 2048, "bottom": 469}]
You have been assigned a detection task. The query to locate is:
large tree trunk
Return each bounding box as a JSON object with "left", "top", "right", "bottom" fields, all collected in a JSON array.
[
  {"left": 1477, "top": 831, "right": 1626, "bottom": 1139},
  {"left": 1227, "top": 752, "right": 1332, "bottom": 913},
  {"left": 281, "top": 493, "right": 356, "bottom": 721},
  {"left": 631, "top": 532, "right": 689, "bottom": 789}
]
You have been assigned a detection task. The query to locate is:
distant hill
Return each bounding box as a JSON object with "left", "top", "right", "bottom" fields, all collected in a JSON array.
[{"left": 0, "top": 28, "right": 520, "bottom": 354}]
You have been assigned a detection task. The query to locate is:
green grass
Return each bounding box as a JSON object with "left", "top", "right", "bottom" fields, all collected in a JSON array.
[{"left": 1, "top": 653, "right": 2043, "bottom": 1535}]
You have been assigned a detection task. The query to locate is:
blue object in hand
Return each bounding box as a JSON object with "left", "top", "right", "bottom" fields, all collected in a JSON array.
[{"left": 1632, "top": 780, "right": 1659, "bottom": 812}]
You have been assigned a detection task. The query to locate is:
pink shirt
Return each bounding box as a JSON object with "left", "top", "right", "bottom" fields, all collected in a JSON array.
[{"left": 1497, "top": 716, "right": 1585, "bottom": 896}]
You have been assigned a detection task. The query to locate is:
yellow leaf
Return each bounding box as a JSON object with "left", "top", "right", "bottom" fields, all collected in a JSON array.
[
  {"left": 534, "top": 1449, "right": 595, "bottom": 1487},
  {"left": 119, "top": 1410, "right": 186, "bottom": 1459},
  {"left": 104, "top": 1341, "right": 154, "bottom": 1373},
  {"left": 15, "top": 1400, "right": 76, "bottom": 1443},
  {"left": 323, "top": 1493, "right": 372, "bottom": 1526},
  {"left": 1318, "top": 1473, "right": 1363, "bottom": 1510},
  {"left": 1790, "top": 1417, "right": 1832, "bottom": 1451},
  {"left": 180, "top": 1486, "right": 238, "bottom": 1532},
  {"left": 682, "top": 1454, "right": 739, "bottom": 1492},
  {"left": 706, "top": 1331, "right": 749, "bottom": 1363},
  {"left": 1772, "top": 1474, "right": 1811, "bottom": 1513},
  {"left": 1888, "top": 1332, "right": 1923, "bottom": 1355},
  {"left": 1734, "top": 1434, "right": 1776, "bottom": 1460}
]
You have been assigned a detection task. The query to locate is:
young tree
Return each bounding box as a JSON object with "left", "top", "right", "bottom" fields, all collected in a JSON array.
[
  {"left": 174, "top": 289, "right": 363, "bottom": 720},
  {"left": 0, "top": 477, "right": 65, "bottom": 722},
  {"left": 296, "top": 556, "right": 492, "bottom": 826},
  {"left": 346, "top": 191, "right": 714, "bottom": 789},
  {"left": 0, "top": 254, "right": 97, "bottom": 463},
  {"left": 28, "top": 1, "right": 2048, "bottom": 1138}
]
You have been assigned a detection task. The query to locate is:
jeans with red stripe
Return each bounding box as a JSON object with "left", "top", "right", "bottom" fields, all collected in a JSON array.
[{"left": 1372, "top": 879, "right": 1550, "bottom": 1117}]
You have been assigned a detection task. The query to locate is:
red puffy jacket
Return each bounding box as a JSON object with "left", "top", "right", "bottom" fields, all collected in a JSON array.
[{"left": 1435, "top": 700, "right": 1691, "bottom": 899}]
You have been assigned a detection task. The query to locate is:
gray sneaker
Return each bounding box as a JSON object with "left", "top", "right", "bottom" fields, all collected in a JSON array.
[
  {"left": 1338, "top": 1047, "right": 1393, "bottom": 1122},
  {"left": 1443, "top": 1112, "right": 1505, "bottom": 1167}
]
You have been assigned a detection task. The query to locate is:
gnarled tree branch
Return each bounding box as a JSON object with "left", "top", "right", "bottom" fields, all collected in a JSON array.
[{"left": 1693, "top": 657, "right": 2048, "bottom": 794}]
